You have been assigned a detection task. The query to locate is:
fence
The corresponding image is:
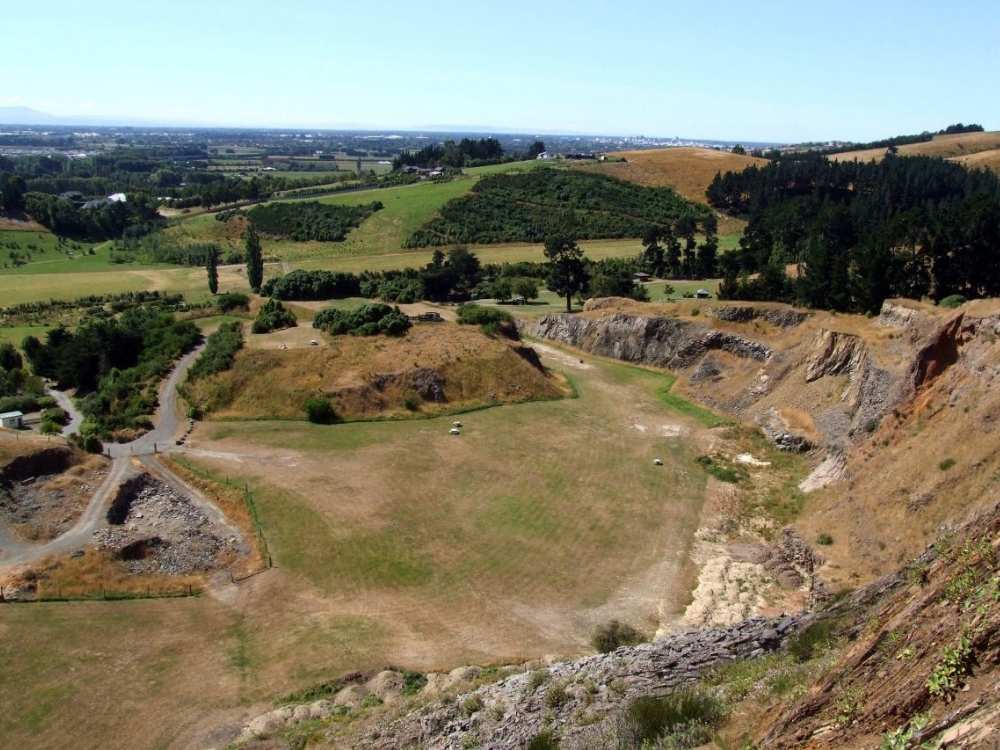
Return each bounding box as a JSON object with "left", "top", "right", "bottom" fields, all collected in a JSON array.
[{"left": 1, "top": 582, "right": 201, "bottom": 604}]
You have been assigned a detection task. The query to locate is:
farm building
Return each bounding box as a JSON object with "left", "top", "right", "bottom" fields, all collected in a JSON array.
[
  {"left": 0, "top": 411, "right": 24, "bottom": 429},
  {"left": 633, "top": 272, "right": 652, "bottom": 282}
]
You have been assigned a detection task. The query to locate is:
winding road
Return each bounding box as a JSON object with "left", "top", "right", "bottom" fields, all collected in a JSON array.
[{"left": 0, "top": 343, "right": 229, "bottom": 568}]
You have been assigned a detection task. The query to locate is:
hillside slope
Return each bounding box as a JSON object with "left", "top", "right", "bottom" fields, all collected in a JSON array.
[
  {"left": 831, "top": 130, "right": 1000, "bottom": 171},
  {"left": 576, "top": 147, "right": 767, "bottom": 204}
]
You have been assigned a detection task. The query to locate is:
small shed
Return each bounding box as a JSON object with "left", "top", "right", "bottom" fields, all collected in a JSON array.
[
  {"left": 633, "top": 272, "right": 652, "bottom": 282},
  {"left": 0, "top": 411, "right": 24, "bottom": 429}
]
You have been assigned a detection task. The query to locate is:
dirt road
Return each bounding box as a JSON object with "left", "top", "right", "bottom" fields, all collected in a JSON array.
[{"left": 0, "top": 342, "right": 226, "bottom": 568}]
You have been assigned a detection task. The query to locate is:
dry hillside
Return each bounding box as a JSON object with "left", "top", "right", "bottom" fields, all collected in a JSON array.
[
  {"left": 831, "top": 130, "right": 1000, "bottom": 173},
  {"left": 183, "top": 322, "right": 567, "bottom": 420},
  {"left": 574, "top": 147, "right": 763, "bottom": 235}
]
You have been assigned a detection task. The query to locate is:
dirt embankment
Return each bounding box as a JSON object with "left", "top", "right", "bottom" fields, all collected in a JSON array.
[
  {"left": 0, "top": 443, "right": 109, "bottom": 542},
  {"left": 185, "top": 324, "right": 568, "bottom": 420}
]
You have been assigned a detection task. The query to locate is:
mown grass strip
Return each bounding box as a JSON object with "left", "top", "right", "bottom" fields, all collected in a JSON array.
[{"left": 655, "top": 373, "right": 730, "bottom": 428}]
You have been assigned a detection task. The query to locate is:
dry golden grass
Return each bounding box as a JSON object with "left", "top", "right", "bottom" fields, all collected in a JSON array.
[
  {"left": 830, "top": 130, "right": 1000, "bottom": 170},
  {"left": 25, "top": 549, "right": 203, "bottom": 599},
  {"left": 185, "top": 323, "right": 566, "bottom": 420},
  {"left": 950, "top": 147, "right": 1000, "bottom": 173}
]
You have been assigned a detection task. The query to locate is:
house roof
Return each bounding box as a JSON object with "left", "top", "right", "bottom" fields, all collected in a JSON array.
[{"left": 0, "top": 411, "right": 24, "bottom": 419}]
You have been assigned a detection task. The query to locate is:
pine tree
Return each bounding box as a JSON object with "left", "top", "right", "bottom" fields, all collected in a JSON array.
[
  {"left": 206, "top": 246, "right": 219, "bottom": 295},
  {"left": 244, "top": 222, "right": 263, "bottom": 293}
]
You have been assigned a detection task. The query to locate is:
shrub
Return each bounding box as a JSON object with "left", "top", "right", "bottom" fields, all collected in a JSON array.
[
  {"left": 544, "top": 682, "right": 569, "bottom": 708},
  {"left": 695, "top": 455, "right": 746, "bottom": 483},
  {"left": 41, "top": 407, "right": 68, "bottom": 425},
  {"left": 400, "top": 671, "right": 427, "bottom": 696},
  {"left": 526, "top": 729, "right": 559, "bottom": 750},
  {"left": 188, "top": 322, "right": 244, "bottom": 381},
  {"left": 816, "top": 533, "right": 834, "bottom": 546},
  {"left": 312, "top": 303, "right": 411, "bottom": 337},
  {"left": 787, "top": 619, "right": 837, "bottom": 662},
  {"left": 591, "top": 620, "right": 645, "bottom": 653},
  {"left": 623, "top": 689, "right": 725, "bottom": 746},
  {"left": 456, "top": 303, "right": 517, "bottom": 338},
  {"left": 938, "top": 294, "right": 966, "bottom": 309},
  {"left": 263, "top": 269, "right": 362, "bottom": 300},
  {"left": 304, "top": 397, "right": 336, "bottom": 424},
  {"left": 83, "top": 434, "right": 103, "bottom": 453},
  {"left": 927, "top": 632, "right": 974, "bottom": 699},
  {"left": 252, "top": 299, "right": 297, "bottom": 334},
  {"left": 39, "top": 419, "right": 61, "bottom": 434},
  {"left": 938, "top": 457, "right": 956, "bottom": 471},
  {"left": 460, "top": 694, "right": 483, "bottom": 717},
  {"left": 215, "top": 292, "right": 250, "bottom": 312}
]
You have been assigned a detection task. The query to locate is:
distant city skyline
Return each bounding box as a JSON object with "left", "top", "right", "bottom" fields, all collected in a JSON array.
[{"left": 5, "top": 0, "right": 998, "bottom": 143}]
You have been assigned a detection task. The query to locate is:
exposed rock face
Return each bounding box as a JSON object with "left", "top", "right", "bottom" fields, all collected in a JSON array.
[
  {"left": 803, "top": 329, "right": 899, "bottom": 437},
  {"left": 712, "top": 305, "right": 809, "bottom": 328},
  {"left": 360, "top": 617, "right": 803, "bottom": 750},
  {"left": 371, "top": 368, "right": 447, "bottom": 402},
  {"left": 532, "top": 313, "right": 772, "bottom": 369},
  {"left": 909, "top": 313, "right": 963, "bottom": 388}
]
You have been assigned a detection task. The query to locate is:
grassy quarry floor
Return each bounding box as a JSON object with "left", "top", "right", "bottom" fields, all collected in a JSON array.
[{"left": 0, "top": 341, "right": 723, "bottom": 750}]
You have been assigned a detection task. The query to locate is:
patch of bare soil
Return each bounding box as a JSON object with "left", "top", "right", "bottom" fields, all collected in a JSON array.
[{"left": 0, "top": 445, "right": 107, "bottom": 542}]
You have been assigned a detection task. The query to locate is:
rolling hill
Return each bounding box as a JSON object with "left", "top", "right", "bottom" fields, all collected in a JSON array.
[
  {"left": 831, "top": 130, "right": 1000, "bottom": 172},
  {"left": 574, "top": 147, "right": 768, "bottom": 204}
]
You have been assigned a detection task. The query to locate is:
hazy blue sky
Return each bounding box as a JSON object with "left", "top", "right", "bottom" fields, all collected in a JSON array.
[{"left": 4, "top": 0, "right": 997, "bottom": 142}]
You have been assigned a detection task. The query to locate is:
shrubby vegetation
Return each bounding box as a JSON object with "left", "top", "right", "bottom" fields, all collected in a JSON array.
[
  {"left": 23, "top": 307, "right": 201, "bottom": 436},
  {"left": 405, "top": 170, "right": 706, "bottom": 247},
  {"left": 244, "top": 200, "right": 382, "bottom": 241},
  {"left": 23, "top": 191, "right": 162, "bottom": 240},
  {"left": 262, "top": 269, "right": 361, "bottom": 300},
  {"left": 709, "top": 154, "right": 1000, "bottom": 311},
  {"left": 455, "top": 304, "right": 516, "bottom": 337},
  {"left": 591, "top": 620, "right": 645, "bottom": 653},
  {"left": 187, "top": 322, "right": 244, "bottom": 381},
  {"left": 394, "top": 137, "right": 504, "bottom": 169},
  {"left": 252, "top": 299, "right": 297, "bottom": 334},
  {"left": 304, "top": 396, "right": 337, "bottom": 424},
  {"left": 0, "top": 342, "right": 45, "bottom": 415},
  {"left": 312, "top": 303, "right": 410, "bottom": 337},
  {"left": 215, "top": 292, "right": 250, "bottom": 312}
]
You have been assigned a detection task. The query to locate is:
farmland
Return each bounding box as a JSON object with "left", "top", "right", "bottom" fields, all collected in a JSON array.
[{"left": 830, "top": 129, "right": 1000, "bottom": 171}]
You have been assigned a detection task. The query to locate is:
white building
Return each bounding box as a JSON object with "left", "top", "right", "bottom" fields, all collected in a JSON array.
[{"left": 0, "top": 411, "right": 24, "bottom": 429}]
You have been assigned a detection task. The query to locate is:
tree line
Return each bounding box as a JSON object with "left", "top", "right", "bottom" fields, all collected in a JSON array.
[
  {"left": 707, "top": 152, "right": 1000, "bottom": 311},
  {"left": 392, "top": 138, "right": 545, "bottom": 170}
]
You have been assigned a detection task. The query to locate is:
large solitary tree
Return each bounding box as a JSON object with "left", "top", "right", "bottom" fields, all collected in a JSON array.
[
  {"left": 544, "top": 235, "right": 590, "bottom": 312},
  {"left": 206, "top": 246, "right": 219, "bottom": 295},
  {"left": 244, "top": 222, "right": 263, "bottom": 293}
]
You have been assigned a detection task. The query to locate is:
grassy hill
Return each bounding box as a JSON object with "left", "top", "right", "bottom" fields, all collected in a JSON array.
[
  {"left": 574, "top": 147, "right": 767, "bottom": 205},
  {"left": 831, "top": 130, "right": 1000, "bottom": 170}
]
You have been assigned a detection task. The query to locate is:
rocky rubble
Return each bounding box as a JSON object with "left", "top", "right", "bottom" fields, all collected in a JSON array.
[
  {"left": 93, "top": 473, "right": 238, "bottom": 574},
  {"left": 711, "top": 305, "right": 809, "bottom": 328}
]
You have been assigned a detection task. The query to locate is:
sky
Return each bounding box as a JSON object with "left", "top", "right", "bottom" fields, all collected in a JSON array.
[{"left": 3, "top": 0, "right": 998, "bottom": 142}]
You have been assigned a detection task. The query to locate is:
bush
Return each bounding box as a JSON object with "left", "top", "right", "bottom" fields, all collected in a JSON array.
[
  {"left": 938, "top": 294, "right": 966, "bottom": 309},
  {"left": 816, "top": 532, "right": 834, "bottom": 546},
  {"left": 41, "top": 407, "right": 68, "bottom": 425},
  {"left": 187, "top": 322, "right": 244, "bottom": 381},
  {"left": 39, "top": 419, "right": 61, "bottom": 435},
  {"left": 623, "top": 689, "right": 725, "bottom": 747},
  {"left": 263, "top": 269, "right": 362, "bottom": 301},
  {"left": 939, "top": 457, "right": 956, "bottom": 471},
  {"left": 456, "top": 303, "right": 518, "bottom": 338},
  {"left": 304, "top": 397, "right": 337, "bottom": 424},
  {"left": 787, "top": 619, "right": 837, "bottom": 662},
  {"left": 460, "top": 694, "right": 483, "bottom": 717},
  {"left": 591, "top": 620, "right": 645, "bottom": 653},
  {"left": 252, "top": 299, "right": 297, "bottom": 334},
  {"left": 215, "top": 292, "right": 250, "bottom": 312},
  {"left": 526, "top": 729, "right": 559, "bottom": 750},
  {"left": 544, "top": 682, "right": 569, "bottom": 708},
  {"left": 83, "top": 434, "right": 103, "bottom": 454},
  {"left": 312, "top": 303, "right": 411, "bottom": 337}
]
